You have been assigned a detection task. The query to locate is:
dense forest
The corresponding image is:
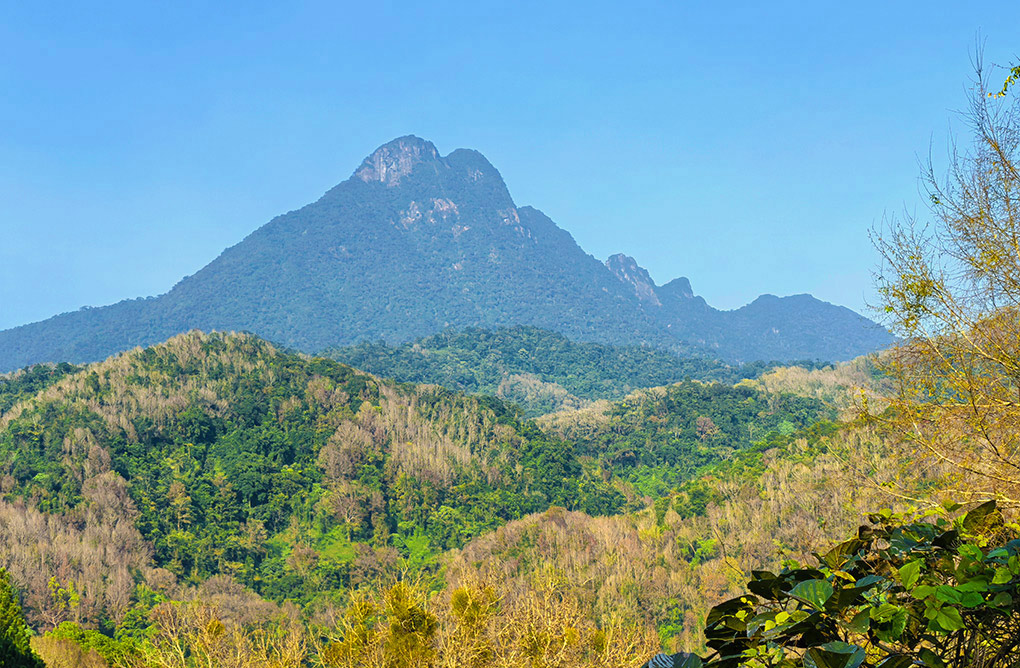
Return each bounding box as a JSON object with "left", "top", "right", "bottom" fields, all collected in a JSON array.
[
  {"left": 329, "top": 326, "right": 801, "bottom": 416},
  {"left": 0, "top": 332, "right": 632, "bottom": 620},
  {"left": 2, "top": 321, "right": 1018, "bottom": 667},
  {"left": 0, "top": 329, "right": 849, "bottom": 666}
]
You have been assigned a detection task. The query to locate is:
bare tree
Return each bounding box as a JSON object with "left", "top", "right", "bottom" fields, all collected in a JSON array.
[{"left": 872, "top": 52, "right": 1020, "bottom": 504}]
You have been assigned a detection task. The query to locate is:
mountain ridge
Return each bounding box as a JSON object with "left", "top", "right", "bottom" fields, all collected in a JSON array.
[{"left": 0, "top": 135, "right": 893, "bottom": 371}]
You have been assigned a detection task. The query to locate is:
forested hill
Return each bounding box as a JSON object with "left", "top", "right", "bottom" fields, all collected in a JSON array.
[
  {"left": 0, "top": 136, "right": 892, "bottom": 372},
  {"left": 0, "top": 328, "right": 853, "bottom": 666},
  {"left": 0, "top": 330, "right": 626, "bottom": 625},
  {"left": 329, "top": 326, "right": 802, "bottom": 416}
]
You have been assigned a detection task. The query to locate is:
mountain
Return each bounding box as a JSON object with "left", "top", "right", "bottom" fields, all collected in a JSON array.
[
  {"left": 0, "top": 136, "right": 893, "bottom": 372},
  {"left": 604, "top": 253, "right": 893, "bottom": 362}
]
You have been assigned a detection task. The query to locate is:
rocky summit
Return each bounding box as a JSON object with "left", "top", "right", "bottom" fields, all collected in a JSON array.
[{"left": 0, "top": 136, "right": 892, "bottom": 372}]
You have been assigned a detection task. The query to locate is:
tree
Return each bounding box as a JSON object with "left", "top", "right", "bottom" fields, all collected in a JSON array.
[
  {"left": 871, "top": 55, "right": 1020, "bottom": 504},
  {"left": 655, "top": 502, "right": 1020, "bottom": 668},
  {"left": 0, "top": 567, "right": 46, "bottom": 668}
]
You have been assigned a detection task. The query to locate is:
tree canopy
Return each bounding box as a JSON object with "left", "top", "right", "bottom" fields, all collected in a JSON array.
[{"left": 0, "top": 567, "right": 45, "bottom": 668}]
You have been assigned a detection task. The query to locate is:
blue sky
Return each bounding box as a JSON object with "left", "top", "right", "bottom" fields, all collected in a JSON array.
[{"left": 1, "top": 1, "right": 1018, "bottom": 331}]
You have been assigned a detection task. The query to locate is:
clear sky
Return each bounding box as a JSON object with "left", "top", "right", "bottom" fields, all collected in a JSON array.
[{"left": 2, "top": 1, "right": 1018, "bottom": 331}]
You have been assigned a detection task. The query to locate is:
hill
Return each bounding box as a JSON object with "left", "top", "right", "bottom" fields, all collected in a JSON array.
[
  {"left": 328, "top": 326, "right": 795, "bottom": 416},
  {"left": 0, "top": 136, "right": 892, "bottom": 372},
  {"left": 0, "top": 330, "right": 906, "bottom": 667},
  {"left": 604, "top": 253, "right": 893, "bottom": 362},
  {"left": 0, "top": 331, "right": 835, "bottom": 628},
  {"left": 0, "top": 331, "right": 624, "bottom": 628}
]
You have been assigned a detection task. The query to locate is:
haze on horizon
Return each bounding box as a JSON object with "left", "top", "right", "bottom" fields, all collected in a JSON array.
[{"left": 2, "top": 1, "right": 1019, "bottom": 331}]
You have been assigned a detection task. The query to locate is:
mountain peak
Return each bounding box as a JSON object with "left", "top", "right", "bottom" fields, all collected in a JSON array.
[
  {"left": 0, "top": 135, "right": 895, "bottom": 371},
  {"left": 355, "top": 135, "right": 440, "bottom": 186},
  {"left": 660, "top": 277, "right": 694, "bottom": 300},
  {"left": 606, "top": 254, "right": 661, "bottom": 306}
]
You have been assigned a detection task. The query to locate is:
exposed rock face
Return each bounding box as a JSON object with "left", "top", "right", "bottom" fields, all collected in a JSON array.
[
  {"left": 355, "top": 135, "right": 441, "bottom": 186},
  {"left": 0, "top": 135, "right": 894, "bottom": 372},
  {"left": 605, "top": 254, "right": 662, "bottom": 306}
]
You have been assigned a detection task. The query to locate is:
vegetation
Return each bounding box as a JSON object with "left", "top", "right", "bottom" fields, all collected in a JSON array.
[
  {"left": 540, "top": 380, "right": 833, "bottom": 501},
  {"left": 0, "top": 136, "right": 891, "bottom": 374},
  {"left": 652, "top": 502, "right": 1020, "bottom": 667},
  {"left": 870, "top": 57, "right": 1020, "bottom": 505},
  {"left": 0, "top": 332, "right": 631, "bottom": 625},
  {"left": 0, "top": 324, "right": 860, "bottom": 666},
  {"left": 330, "top": 326, "right": 793, "bottom": 416},
  {"left": 739, "top": 357, "right": 890, "bottom": 418},
  {"left": 0, "top": 567, "right": 45, "bottom": 668},
  {"left": 0, "top": 363, "right": 81, "bottom": 415}
]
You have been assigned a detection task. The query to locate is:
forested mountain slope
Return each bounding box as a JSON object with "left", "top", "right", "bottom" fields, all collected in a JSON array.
[
  {"left": 539, "top": 379, "right": 834, "bottom": 498},
  {"left": 0, "top": 136, "right": 892, "bottom": 372},
  {"left": 604, "top": 253, "right": 893, "bottom": 362},
  {"left": 0, "top": 331, "right": 622, "bottom": 629},
  {"left": 329, "top": 326, "right": 795, "bottom": 416}
]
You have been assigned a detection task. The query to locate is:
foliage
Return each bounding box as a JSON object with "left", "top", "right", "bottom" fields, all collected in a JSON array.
[
  {"left": 667, "top": 502, "right": 1020, "bottom": 667},
  {"left": 129, "top": 599, "right": 306, "bottom": 668},
  {"left": 994, "top": 63, "right": 1020, "bottom": 97},
  {"left": 871, "top": 55, "right": 1020, "bottom": 505},
  {"left": 330, "top": 326, "right": 799, "bottom": 417},
  {"left": 740, "top": 358, "right": 890, "bottom": 419},
  {"left": 0, "top": 331, "right": 877, "bottom": 666},
  {"left": 0, "top": 362, "right": 81, "bottom": 415},
  {"left": 313, "top": 575, "right": 659, "bottom": 668},
  {"left": 0, "top": 331, "right": 623, "bottom": 623},
  {"left": 0, "top": 567, "right": 45, "bottom": 668},
  {"left": 45, "top": 621, "right": 132, "bottom": 665},
  {"left": 445, "top": 419, "right": 893, "bottom": 658},
  {"left": 542, "top": 380, "right": 833, "bottom": 503},
  {"left": 30, "top": 634, "right": 109, "bottom": 668}
]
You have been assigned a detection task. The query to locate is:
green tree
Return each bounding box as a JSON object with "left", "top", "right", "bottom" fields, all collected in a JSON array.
[
  {"left": 657, "top": 502, "right": 1020, "bottom": 667},
  {"left": 0, "top": 567, "right": 46, "bottom": 668}
]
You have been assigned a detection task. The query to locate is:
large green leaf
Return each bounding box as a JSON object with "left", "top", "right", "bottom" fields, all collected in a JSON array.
[
  {"left": 821, "top": 538, "right": 865, "bottom": 569},
  {"left": 803, "top": 642, "right": 866, "bottom": 668},
  {"left": 898, "top": 559, "right": 921, "bottom": 589},
  {"left": 991, "top": 592, "right": 1013, "bottom": 607},
  {"left": 848, "top": 608, "right": 871, "bottom": 633},
  {"left": 957, "top": 544, "right": 983, "bottom": 561},
  {"left": 934, "top": 606, "right": 965, "bottom": 631},
  {"left": 790, "top": 579, "right": 834, "bottom": 610}
]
